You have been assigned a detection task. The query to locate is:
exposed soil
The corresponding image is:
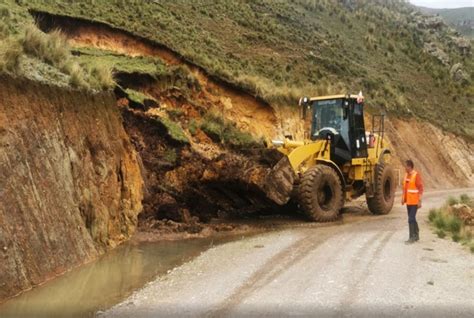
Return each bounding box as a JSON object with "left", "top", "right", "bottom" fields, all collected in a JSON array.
[{"left": 0, "top": 75, "right": 143, "bottom": 301}]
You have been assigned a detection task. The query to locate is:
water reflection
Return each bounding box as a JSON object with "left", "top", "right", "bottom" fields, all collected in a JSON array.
[{"left": 0, "top": 237, "right": 232, "bottom": 317}]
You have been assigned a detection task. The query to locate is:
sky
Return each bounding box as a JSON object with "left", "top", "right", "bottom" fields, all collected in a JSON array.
[{"left": 409, "top": 0, "right": 474, "bottom": 8}]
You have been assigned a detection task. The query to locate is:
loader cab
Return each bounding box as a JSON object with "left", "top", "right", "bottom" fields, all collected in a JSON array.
[{"left": 300, "top": 94, "right": 368, "bottom": 164}]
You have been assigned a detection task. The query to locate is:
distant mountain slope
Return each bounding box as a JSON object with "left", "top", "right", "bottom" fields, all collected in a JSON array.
[{"left": 417, "top": 6, "right": 474, "bottom": 38}]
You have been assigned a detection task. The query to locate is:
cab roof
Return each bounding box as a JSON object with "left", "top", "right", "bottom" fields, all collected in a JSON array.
[{"left": 309, "top": 94, "right": 360, "bottom": 101}]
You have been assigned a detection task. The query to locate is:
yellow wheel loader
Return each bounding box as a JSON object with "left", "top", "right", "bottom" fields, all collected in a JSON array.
[{"left": 271, "top": 94, "right": 396, "bottom": 221}]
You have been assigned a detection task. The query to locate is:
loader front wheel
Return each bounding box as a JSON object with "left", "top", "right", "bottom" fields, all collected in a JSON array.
[
  {"left": 367, "top": 163, "right": 395, "bottom": 215},
  {"left": 298, "top": 165, "right": 344, "bottom": 222}
]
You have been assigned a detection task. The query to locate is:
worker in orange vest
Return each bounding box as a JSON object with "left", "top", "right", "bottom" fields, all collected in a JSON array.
[{"left": 401, "top": 159, "right": 424, "bottom": 244}]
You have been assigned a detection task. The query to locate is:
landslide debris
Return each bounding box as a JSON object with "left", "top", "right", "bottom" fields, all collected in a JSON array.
[{"left": 119, "top": 91, "right": 295, "bottom": 234}]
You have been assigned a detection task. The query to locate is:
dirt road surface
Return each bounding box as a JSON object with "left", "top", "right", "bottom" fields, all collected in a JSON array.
[{"left": 104, "top": 189, "right": 474, "bottom": 317}]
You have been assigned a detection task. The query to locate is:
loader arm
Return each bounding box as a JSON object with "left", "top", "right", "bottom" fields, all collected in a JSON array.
[{"left": 285, "top": 140, "right": 329, "bottom": 172}]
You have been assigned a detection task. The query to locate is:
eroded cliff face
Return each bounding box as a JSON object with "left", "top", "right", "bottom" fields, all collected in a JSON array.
[{"left": 0, "top": 76, "right": 143, "bottom": 300}]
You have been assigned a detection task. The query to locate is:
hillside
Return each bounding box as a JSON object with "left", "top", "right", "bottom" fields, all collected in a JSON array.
[
  {"left": 417, "top": 6, "right": 474, "bottom": 39},
  {"left": 1, "top": 0, "right": 472, "bottom": 139}
]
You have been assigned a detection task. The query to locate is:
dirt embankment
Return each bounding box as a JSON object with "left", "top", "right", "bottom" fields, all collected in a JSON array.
[
  {"left": 0, "top": 76, "right": 143, "bottom": 301},
  {"left": 384, "top": 117, "right": 474, "bottom": 188}
]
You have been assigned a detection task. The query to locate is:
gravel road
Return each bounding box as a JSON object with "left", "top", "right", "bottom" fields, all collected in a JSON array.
[{"left": 104, "top": 188, "right": 474, "bottom": 317}]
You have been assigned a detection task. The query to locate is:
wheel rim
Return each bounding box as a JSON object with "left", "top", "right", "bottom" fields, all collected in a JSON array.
[{"left": 318, "top": 183, "right": 334, "bottom": 211}]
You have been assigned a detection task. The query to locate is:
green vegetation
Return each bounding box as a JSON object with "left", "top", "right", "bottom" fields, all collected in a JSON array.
[
  {"left": 460, "top": 193, "right": 472, "bottom": 205},
  {"left": 436, "top": 229, "right": 446, "bottom": 238},
  {"left": 24, "top": 0, "right": 474, "bottom": 139},
  {"left": 156, "top": 117, "right": 189, "bottom": 144},
  {"left": 73, "top": 47, "right": 167, "bottom": 76},
  {"left": 429, "top": 194, "right": 473, "bottom": 253},
  {"left": 188, "top": 119, "right": 198, "bottom": 136},
  {"left": 447, "top": 196, "right": 459, "bottom": 206},
  {"left": 125, "top": 88, "right": 156, "bottom": 106},
  {"left": 163, "top": 148, "right": 178, "bottom": 165},
  {"left": 0, "top": 0, "right": 115, "bottom": 89},
  {"left": 200, "top": 113, "right": 261, "bottom": 148}
]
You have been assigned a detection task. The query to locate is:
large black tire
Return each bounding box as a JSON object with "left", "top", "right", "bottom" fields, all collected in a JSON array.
[
  {"left": 367, "top": 163, "right": 396, "bottom": 215},
  {"left": 298, "top": 165, "right": 344, "bottom": 222}
]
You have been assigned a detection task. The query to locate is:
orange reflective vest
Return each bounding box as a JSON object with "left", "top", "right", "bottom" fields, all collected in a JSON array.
[{"left": 403, "top": 171, "right": 420, "bottom": 205}]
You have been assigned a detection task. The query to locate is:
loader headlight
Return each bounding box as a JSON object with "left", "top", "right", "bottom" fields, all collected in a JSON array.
[{"left": 272, "top": 140, "right": 285, "bottom": 147}]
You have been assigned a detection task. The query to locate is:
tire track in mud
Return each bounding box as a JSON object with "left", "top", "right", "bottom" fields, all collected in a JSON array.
[
  {"left": 208, "top": 228, "right": 344, "bottom": 317},
  {"left": 31, "top": 10, "right": 279, "bottom": 139},
  {"left": 338, "top": 230, "right": 396, "bottom": 312}
]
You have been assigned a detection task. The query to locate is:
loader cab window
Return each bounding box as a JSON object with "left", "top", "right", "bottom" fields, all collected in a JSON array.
[{"left": 311, "top": 99, "right": 349, "bottom": 145}]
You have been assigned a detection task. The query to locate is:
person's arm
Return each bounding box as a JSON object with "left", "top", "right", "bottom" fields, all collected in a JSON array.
[
  {"left": 401, "top": 175, "right": 406, "bottom": 205},
  {"left": 416, "top": 173, "right": 424, "bottom": 197},
  {"left": 416, "top": 173, "right": 424, "bottom": 207}
]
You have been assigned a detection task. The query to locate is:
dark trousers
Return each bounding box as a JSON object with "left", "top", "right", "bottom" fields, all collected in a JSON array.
[{"left": 407, "top": 205, "right": 418, "bottom": 224}]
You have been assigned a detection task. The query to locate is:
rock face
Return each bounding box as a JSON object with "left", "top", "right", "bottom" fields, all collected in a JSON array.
[{"left": 0, "top": 76, "right": 143, "bottom": 301}]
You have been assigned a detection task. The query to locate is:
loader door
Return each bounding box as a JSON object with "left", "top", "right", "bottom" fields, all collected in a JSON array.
[{"left": 349, "top": 101, "right": 368, "bottom": 158}]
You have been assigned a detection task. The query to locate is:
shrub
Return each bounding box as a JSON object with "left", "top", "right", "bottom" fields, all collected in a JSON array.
[
  {"left": 447, "top": 196, "right": 459, "bottom": 206},
  {"left": 436, "top": 229, "right": 446, "bottom": 238},
  {"left": 433, "top": 215, "right": 446, "bottom": 230},
  {"left": 459, "top": 194, "right": 471, "bottom": 205},
  {"left": 470, "top": 243, "right": 474, "bottom": 254},
  {"left": 452, "top": 233, "right": 461, "bottom": 242},
  {"left": 428, "top": 208, "right": 437, "bottom": 222},
  {"left": 447, "top": 216, "right": 462, "bottom": 234}
]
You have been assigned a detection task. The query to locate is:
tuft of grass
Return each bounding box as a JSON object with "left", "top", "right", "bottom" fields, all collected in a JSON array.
[
  {"left": 68, "top": 61, "right": 88, "bottom": 89},
  {"left": 163, "top": 148, "right": 177, "bottom": 164},
  {"left": 470, "top": 243, "right": 474, "bottom": 254},
  {"left": 436, "top": 229, "right": 446, "bottom": 238},
  {"left": 433, "top": 215, "right": 447, "bottom": 230},
  {"left": 159, "top": 117, "right": 189, "bottom": 144},
  {"left": 188, "top": 119, "right": 198, "bottom": 136},
  {"left": 200, "top": 112, "right": 259, "bottom": 148},
  {"left": 452, "top": 233, "right": 461, "bottom": 242},
  {"left": 447, "top": 216, "right": 462, "bottom": 234},
  {"left": 125, "top": 88, "right": 156, "bottom": 105},
  {"left": 88, "top": 63, "right": 115, "bottom": 89},
  {"left": 428, "top": 208, "right": 437, "bottom": 222},
  {"left": 22, "top": 25, "right": 69, "bottom": 66},
  {"left": 166, "top": 108, "right": 185, "bottom": 120},
  {"left": 447, "top": 196, "right": 459, "bottom": 206},
  {"left": 0, "top": 37, "right": 23, "bottom": 73},
  {"left": 459, "top": 194, "right": 471, "bottom": 205}
]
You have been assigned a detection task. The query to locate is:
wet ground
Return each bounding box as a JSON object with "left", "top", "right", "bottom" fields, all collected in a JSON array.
[
  {"left": 0, "top": 233, "right": 260, "bottom": 317},
  {"left": 106, "top": 188, "right": 474, "bottom": 317}
]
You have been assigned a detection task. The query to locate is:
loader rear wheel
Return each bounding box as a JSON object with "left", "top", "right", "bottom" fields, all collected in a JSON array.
[
  {"left": 298, "top": 165, "right": 344, "bottom": 222},
  {"left": 367, "top": 163, "right": 395, "bottom": 215}
]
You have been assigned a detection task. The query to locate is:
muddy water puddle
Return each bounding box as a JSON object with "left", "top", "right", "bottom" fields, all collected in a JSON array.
[{"left": 0, "top": 233, "right": 254, "bottom": 317}]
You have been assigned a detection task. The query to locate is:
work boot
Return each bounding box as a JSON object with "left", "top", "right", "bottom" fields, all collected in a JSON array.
[
  {"left": 405, "top": 223, "right": 415, "bottom": 244},
  {"left": 414, "top": 222, "right": 419, "bottom": 241}
]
